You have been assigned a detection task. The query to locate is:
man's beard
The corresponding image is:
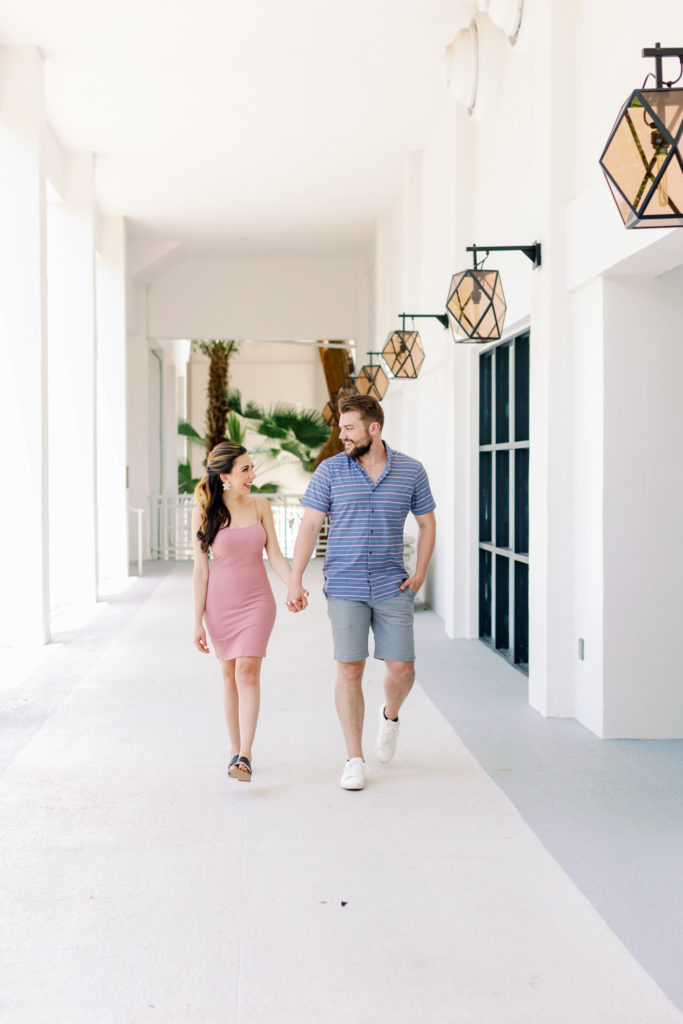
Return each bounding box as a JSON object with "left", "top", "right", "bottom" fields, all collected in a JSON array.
[{"left": 345, "top": 437, "right": 372, "bottom": 460}]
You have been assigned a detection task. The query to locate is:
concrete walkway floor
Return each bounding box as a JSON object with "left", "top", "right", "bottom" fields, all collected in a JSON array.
[{"left": 1, "top": 562, "right": 682, "bottom": 1023}]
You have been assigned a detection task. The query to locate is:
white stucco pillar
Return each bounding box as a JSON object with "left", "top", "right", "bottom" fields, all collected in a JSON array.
[
  {"left": 96, "top": 216, "right": 128, "bottom": 591},
  {"left": 0, "top": 47, "right": 50, "bottom": 645},
  {"left": 527, "top": 2, "right": 575, "bottom": 716},
  {"left": 449, "top": 105, "right": 478, "bottom": 641},
  {"left": 47, "top": 153, "right": 98, "bottom": 613}
]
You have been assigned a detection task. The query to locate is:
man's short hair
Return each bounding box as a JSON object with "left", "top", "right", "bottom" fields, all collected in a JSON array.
[{"left": 338, "top": 393, "right": 384, "bottom": 430}]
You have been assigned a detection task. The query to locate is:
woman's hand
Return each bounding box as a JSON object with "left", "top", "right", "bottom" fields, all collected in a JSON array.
[
  {"left": 194, "top": 625, "right": 210, "bottom": 653},
  {"left": 286, "top": 583, "right": 309, "bottom": 612}
]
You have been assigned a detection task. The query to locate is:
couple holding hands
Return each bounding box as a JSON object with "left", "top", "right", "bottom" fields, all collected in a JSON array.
[{"left": 192, "top": 394, "right": 436, "bottom": 790}]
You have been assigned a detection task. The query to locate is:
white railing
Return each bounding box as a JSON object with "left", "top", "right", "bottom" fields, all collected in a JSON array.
[
  {"left": 128, "top": 507, "right": 145, "bottom": 575},
  {"left": 146, "top": 493, "right": 307, "bottom": 562}
]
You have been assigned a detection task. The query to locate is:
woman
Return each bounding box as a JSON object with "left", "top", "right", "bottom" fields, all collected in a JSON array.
[{"left": 192, "top": 441, "right": 297, "bottom": 782}]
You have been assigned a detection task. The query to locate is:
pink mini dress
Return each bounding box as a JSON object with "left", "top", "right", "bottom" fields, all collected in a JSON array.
[{"left": 204, "top": 520, "right": 277, "bottom": 660}]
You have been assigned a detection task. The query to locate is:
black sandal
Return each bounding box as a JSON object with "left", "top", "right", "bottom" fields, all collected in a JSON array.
[
  {"left": 228, "top": 756, "right": 252, "bottom": 782},
  {"left": 228, "top": 754, "right": 240, "bottom": 773}
]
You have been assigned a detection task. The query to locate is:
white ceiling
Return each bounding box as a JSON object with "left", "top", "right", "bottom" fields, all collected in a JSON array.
[{"left": 0, "top": 0, "right": 474, "bottom": 256}]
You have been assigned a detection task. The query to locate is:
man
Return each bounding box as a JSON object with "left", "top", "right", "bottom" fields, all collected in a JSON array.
[{"left": 286, "top": 394, "right": 436, "bottom": 790}]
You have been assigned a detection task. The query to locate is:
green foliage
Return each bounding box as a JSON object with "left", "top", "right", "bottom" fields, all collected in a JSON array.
[
  {"left": 228, "top": 388, "right": 330, "bottom": 462},
  {"left": 178, "top": 461, "right": 199, "bottom": 494},
  {"left": 266, "top": 406, "right": 330, "bottom": 449},
  {"left": 226, "top": 411, "right": 246, "bottom": 444},
  {"left": 193, "top": 339, "right": 241, "bottom": 360},
  {"left": 251, "top": 482, "right": 279, "bottom": 493},
  {"left": 178, "top": 420, "right": 205, "bottom": 447},
  {"left": 177, "top": 387, "right": 330, "bottom": 495},
  {"left": 257, "top": 418, "right": 289, "bottom": 440},
  {"left": 244, "top": 400, "right": 265, "bottom": 420},
  {"left": 225, "top": 387, "right": 243, "bottom": 415}
]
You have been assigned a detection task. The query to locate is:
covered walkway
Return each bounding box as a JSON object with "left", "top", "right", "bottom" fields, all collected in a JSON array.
[{"left": 2, "top": 563, "right": 682, "bottom": 1023}]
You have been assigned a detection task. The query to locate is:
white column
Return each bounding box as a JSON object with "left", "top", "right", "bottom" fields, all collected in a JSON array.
[
  {"left": 527, "top": 2, "right": 576, "bottom": 716},
  {"left": 47, "top": 153, "right": 98, "bottom": 614},
  {"left": 449, "top": 104, "right": 478, "bottom": 641},
  {"left": 601, "top": 274, "right": 683, "bottom": 737},
  {"left": 0, "top": 47, "right": 50, "bottom": 645},
  {"left": 96, "top": 216, "right": 128, "bottom": 592}
]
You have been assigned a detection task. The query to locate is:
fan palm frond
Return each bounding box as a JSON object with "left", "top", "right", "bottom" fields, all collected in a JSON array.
[
  {"left": 244, "top": 400, "right": 265, "bottom": 420},
  {"left": 226, "top": 412, "right": 246, "bottom": 444},
  {"left": 178, "top": 461, "right": 200, "bottom": 494},
  {"left": 226, "top": 387, "right": 243, "bottom": 415},
  {"left": 178, "top": 420, "right": 205, "bottom": 447},
  {"left": 264, "top": 404, "right": 330, "bottom": 448},
  {"left": 257, "top": 418, "right": 289, "bottom": 440}
]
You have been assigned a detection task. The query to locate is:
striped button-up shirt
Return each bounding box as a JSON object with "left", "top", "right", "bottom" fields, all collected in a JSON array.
[{"left": 301, "top": 443, "right": 436, "bottom": 600}]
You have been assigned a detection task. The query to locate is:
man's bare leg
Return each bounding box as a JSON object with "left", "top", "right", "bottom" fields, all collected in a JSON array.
[
  {"left": 383, "top": 660, "right": 415, "bottom": 720},
  {"left": 335, "top": 659, "right": 366, "bottom": 759}
]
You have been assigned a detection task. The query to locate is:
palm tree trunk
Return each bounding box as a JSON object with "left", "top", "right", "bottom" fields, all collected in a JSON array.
[
  {"left": 315, "top": 343, "right": 353, "bottom": 468},
  {"left": 204, "top": 340, "right": 238, "bottom": 458}
]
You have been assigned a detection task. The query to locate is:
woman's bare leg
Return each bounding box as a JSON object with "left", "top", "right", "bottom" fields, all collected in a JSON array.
[
  {"left": 220, "top": 659, "right": 240, "bottom": 757},
  {"left": 234, "top": 656, "right": 262, "bottom": 762}
]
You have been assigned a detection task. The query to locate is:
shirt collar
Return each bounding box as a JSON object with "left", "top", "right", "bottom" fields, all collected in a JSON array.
[{"left": 346, "top": 440, "right": 392, "bottom": 486}]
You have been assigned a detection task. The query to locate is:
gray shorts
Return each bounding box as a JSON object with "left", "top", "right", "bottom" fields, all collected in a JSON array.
[{"left": 326, "top": 589, "right": 416, "bottom": 663}]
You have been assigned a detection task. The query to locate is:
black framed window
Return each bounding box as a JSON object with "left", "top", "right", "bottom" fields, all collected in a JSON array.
[{"left": 478, "top": 330, "right": 529, "bottom": 672}]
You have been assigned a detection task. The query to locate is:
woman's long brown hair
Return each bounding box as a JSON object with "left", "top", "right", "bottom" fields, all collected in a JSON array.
[{"left": 194, "top": 441, "right": 247, "bottom": 552}]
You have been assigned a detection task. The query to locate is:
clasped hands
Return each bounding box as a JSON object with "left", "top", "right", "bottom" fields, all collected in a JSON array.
[{"left": 285, "top": 584, "right": 309, "bottom": 613}]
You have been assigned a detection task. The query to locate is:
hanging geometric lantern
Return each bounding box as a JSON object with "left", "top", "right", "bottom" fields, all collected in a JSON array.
[
  {"left": 446, "top": 267, "right": 507, "bottom": 342},
  {"left": 337, "top": 376, "right": 359, "bottom": 399},
  {"left": 322, "top": 400, "right": 339, "bottom": 427},
  {"left": 356, "top": 354, "right": 389, "bottom": 401},
  {"left": 382, "top": 330, "right": 425, "bottom": 378},
  {"left": 599, "top": 45, "right": 683, "bottom": 229}
]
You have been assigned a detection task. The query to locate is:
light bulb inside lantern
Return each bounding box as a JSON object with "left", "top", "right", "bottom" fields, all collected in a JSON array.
[{"left": 651, "top": 129, "right": 669, "bottom": 208}]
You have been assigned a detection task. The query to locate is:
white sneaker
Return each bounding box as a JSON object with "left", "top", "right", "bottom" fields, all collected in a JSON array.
[
  {"left": 340, "top": 757, "right": 368, "bottom": 790},
  {"left": 376, "top": 705, "right": 400, "bottom": 763}
]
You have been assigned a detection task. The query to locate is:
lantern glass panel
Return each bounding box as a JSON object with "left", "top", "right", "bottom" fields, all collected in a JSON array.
[
  {"left": 600, "top": 88, "right": 683, "bottom": 228},
  {"left": 382, "top": 331, "right": 425, "bottom": 378},
  {"left": 322, "top": 401, "right": 338, "bottom": 426},
  {"left": 356, "top": 364, "right": 389, "bottom": 400},
  {"left": 446, "top": 269, "right": 507, "bottom": 341}
]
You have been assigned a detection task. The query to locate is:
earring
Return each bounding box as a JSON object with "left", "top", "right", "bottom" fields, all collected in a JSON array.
[{"left": 223, "top": 480, "right": 231, "bottom": 491}]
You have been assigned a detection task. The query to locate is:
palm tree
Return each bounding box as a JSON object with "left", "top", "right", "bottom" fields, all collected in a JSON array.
[
  {"left": 193, "top": 339, "right": 240, "bottom": 457},
  {"left": 177, "top": 391, "right": 330, "bottom": 494},
  {"left": 226, "top": 388, "right": 329, "bottom": 472}
]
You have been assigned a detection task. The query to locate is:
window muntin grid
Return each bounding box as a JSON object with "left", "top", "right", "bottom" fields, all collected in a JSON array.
[{"left": 478, "top": 331, "right": 529, "bottom": 671}]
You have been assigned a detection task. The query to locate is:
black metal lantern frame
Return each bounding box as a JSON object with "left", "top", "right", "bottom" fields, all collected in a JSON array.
[
  {"left": 338, "top": 376, "right": 359, "bottom": 398},
  {"left": 322, "top": 393, "right": 340, "bottom": 427},
  {"left": 600, "top": 44, "right": 683, "bottom": 229},
  {"left": 446, "top": 244, "right": 540, "bottom": 343},
  {"left": 383, "top": 329, "right": 424, "bottom": 378},
  {"left": 356, "top": 352, "right": 390, "bottom": 401}
]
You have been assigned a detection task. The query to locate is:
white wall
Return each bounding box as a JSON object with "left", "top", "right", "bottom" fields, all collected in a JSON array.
[
  {"left": 601, "top": 272, "right": 683, "bottom": 736},
  {"left": 47, "top": 153, "right": 98, "bottom": 614},
  {"left": 0, "top": 46, "right": 50, "bottom": 645},
  {"left": 96, "top": 216, "right": 128, "bottom": 590},
  {"left": 569, "top": 278, "right": 605, "bottom": 735},
  {"left": 145, "top": 255, "right": 371, "bottom": 347}
]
